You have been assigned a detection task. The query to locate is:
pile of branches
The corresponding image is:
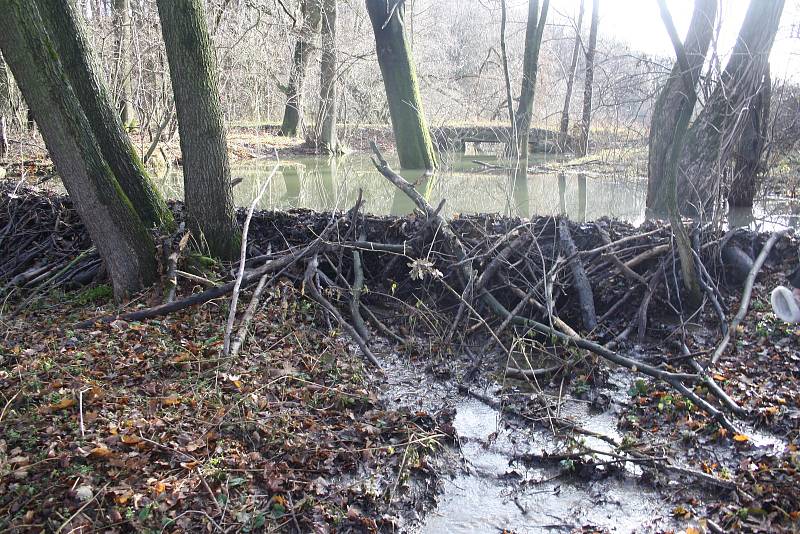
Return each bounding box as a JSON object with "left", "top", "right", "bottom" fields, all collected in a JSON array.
[
  {"left": 0, "top": 183, "right": 98, "bottom": 302},
  {"left": 0, "top": 146, "right": 789, "bottom": 436}
]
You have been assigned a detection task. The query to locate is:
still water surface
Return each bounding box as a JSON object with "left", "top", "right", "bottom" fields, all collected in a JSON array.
[{"left": 159, "top": 152, "right": 798, "bottom": 230}]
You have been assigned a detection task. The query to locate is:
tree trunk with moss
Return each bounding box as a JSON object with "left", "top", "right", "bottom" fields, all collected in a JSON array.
[
  {"left": 649, "top": 0, "right": 718, "bottom": 308},
  {"left": 510, "top": 0, "right": 549, "bottom": 172},
  {"left": 35, "top": 0, "right": 172, "bottom": 230},
  {"left": 576, "top": 0, "right": 598, "bottom": 157},
  {"left": 729, "top": 66, "right": 771, "bottom": 208},
  {"left": 646, "top": 0, "right": 716, "bottom": 218},
  {"left": 114, "top": 0, "right": 135, "bottom": 129},
  {"left": 366, "top": 0, "right": 436, "bottom": 170},
  {"left": 0, "top": 0, "right": 156, "bottom": 299},
  {"left": 157, "top": 0, "right": 241, "bottom": 259},
  {"left": 315, "top": 0, "right": 340, "bottom": 154},
  {"left": 677, "top": 0, "right": 784, "bottom": 217},
  {"left": 558, "top": 0, "right": 584, "bottom": 152},
  {"left": 0, "top": 52, "right": 9, "bottom": 159},
  {"left": 280, "top": 0, "right": 321, "bottom": 137}
]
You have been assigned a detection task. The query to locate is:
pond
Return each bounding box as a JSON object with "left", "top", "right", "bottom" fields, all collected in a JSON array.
[
  {"left": 156, "top": 151, "right": 800, "bottom": 231},
  {"left": 159, "top": 152, "right": 647, "bottom": 222}
]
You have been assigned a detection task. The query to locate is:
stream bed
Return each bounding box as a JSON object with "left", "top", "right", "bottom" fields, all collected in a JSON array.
[{"left": 375, "top": 350, "right": 683, "bottom": 533}]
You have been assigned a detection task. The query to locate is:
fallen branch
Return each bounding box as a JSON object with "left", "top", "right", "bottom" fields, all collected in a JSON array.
[
  {"left": 304, "top": 254, "right": 380, "bottom": 368},
  {"left": 710, "top": 230, "right": 785, "bottom": 365}
]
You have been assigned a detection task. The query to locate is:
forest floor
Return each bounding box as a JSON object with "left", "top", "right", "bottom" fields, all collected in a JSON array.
[
  {"left": 1, "top": 178, "right": 800, "bottom": 532},
  {"left": 0, "top": 284, "right": 449, "bottom": 533},
  {"left": 2, "top": 246, "right": 800, "bottom": 533}
]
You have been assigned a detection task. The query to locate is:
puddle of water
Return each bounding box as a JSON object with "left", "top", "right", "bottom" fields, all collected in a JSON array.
[
  {"left": 424, "top": 398, "right": 675, "bottom": 534},
  {"left": 375, "top": 354, "right": 677, "bottom": 533}
]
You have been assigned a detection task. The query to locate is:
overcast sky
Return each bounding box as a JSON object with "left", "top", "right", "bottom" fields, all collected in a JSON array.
[{"left": 547, "top": 0, "right": 799, "bottom": 79}]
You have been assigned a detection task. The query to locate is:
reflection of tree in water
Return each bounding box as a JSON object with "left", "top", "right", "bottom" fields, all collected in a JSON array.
[
  {"left": 301, "top": 157, "right": 339, "bottom": 210},
  {"left": 511, "top": 171, "right": 530, "bottom": 218},
  {"left": 280, "top": 165, "right": 302, "bottom": 208},
  {"left": 165, "top": 154, "right": 650, "bottom": 221},
  {"left": 578, "top": 173, "right": 587, "bottom": 222},
  {"left": 391, "top": 171, "right": 436, "bottom": 216}
]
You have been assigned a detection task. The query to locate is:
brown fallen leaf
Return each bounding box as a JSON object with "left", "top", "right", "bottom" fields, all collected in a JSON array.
[
  {"left": 87, "top": 446, "right": 113, "bottom": 459},
  {"left": 162, "top": 395, "right": 181, "bottom": 406},
  {"left": 50, "top": 398, "right": 76, "bottom": 411},
  {"left": 120, "top": 434, "right": 142, "bottom": 445}
]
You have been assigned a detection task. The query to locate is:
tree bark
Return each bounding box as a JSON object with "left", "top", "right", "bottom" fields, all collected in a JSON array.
[
  {"left": 35, "top": 0, "right": 173, "bottom": 230},
  {"left": 499, "top": 0, "right": 516, "bottom": 147},
  {"left": 646, "top": 0, "right": 717, "bottom": 218},
  {"left": 280, "top": 0, "right": 322, "bottom": 137},
  {"left": 0, "top": 52, "right": 9, "bottom": 159},
  {"left": 366, "top": 0, "right": 437, "bottom": 170},
  {"left": 558, "top": 0, "right": 584, "bottom": 152},
  {"left": 316, "top": 0, "right": 340, "bottom": 154},
  {"left": 648, "top": 0, "right": 717, "bottom": 308},
  {"left": 114, "top": 0, "right": 135, "bottom": 129},
  {"left": 157, "top": 0, "right": 241, "bottom": 260},
  {"left": 677, "top": 0, "right": 784, "bottom": 216},
  {"left": 729, "top": 65, "right": 771, "bottom": 208},
  {"left": 576, "top": 0, "right": 598, "bottom": 157},
  {"left": 511, "top": 0, "right": 549, "bottom": 172},
  {"left": 0, "top": 0, "right": 157, "bottom": 299}
]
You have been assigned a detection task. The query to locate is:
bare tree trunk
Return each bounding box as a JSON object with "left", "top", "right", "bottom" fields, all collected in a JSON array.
[
  {"left": 511, "top": 0, "right": 549, "bottom": 172},
  {"left": 157, "top": 0, "right": 241, "bottom": 259},
  {"left": 35, "top": 0, "right": 173, "bottom": 230},
  {"left": 576, "top": 0, "right": 598, "bottom": 157},
  {"left": 499, "top": 0, "right": 516, "bottom": 146},
  {"left": 280, "top": 0, "right": 322, "bottom": 137},
  {"left": 0, "top": 52, "right": 9, "bottom": 159},
  {"left": 316, "top": 0, "right": 340, "bottom": 154},
  {"left": 0, "top": 1, "right": 157, "bottom": 299},
  {"left": 366, "top": 0, "right": 436, "bottom": 170},
  {"left": 646, "top": 0, "right": 717, "bottom": 218},
  {"left": 649, "top": 0, "right": 717, "bottom": 308},
  {"left": 558, "top": 0, "right": 585, "bottom": 152},
  {"left": 729, "top": 65, "right": 771, "bottom": 208},
  {"left": 678, "top": 0, "right": 785, "bottom": 217},
  {"left": 114, "top": 0, "right": 135, "bottom": 129}
]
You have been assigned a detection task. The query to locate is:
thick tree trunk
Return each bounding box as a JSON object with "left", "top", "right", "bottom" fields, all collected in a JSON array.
[
  {"left": 646, "top": 0, "right": 717, "bottom": 218},
  {"left": 729, "top": 66, "right": 771, "bottom": 208},
  {"left": 0, "top": 1, "right": 156, "bottom": 299},
  {"left": 280, "top": 0, "right": 322, "bottom": 137},
  {"left": 114, "top": 0, "right": 136, "bottom": 129},
  {"left": 0, "top": 53, "right": 9, "bottom": 159},
  {"left": 157, "top": 0, "right": 241, "bottom": 260},
  {"left": 558, "top": 0, "right": 584, "bottom": 152},
  {"left": 511, "top": 0, "right": 549, "bottom": 172},
  {"left": 677, "top": 0, "right": 784, "bottom": 217},
  {"left": 648, "top": 0, "right": 718, "bottom": 308},
  {"left": 576, "top": 0, "right": 598, "bottom": 157},
  {"left": 316, "top": 0, "right": 340, "bottom": 154},
  {"left": 366, "top": 0, "right": 436, "bottom": 170},
  {"left": 35, "top": 0, "right": 172, "bottom": 230}
]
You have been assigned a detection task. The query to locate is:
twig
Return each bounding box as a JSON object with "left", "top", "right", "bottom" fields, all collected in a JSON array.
[
  {"left": 224, "top": 162, "right": 279, "bottom": 356},
  {"left": 711, "top": 230, "right": 785, "bottom": 364},
  {"left": 55, "top": 482, "right": 110, "bottom": 534},
  {"left": 304, "top": 254, "right": 381, "bottom": 368}
]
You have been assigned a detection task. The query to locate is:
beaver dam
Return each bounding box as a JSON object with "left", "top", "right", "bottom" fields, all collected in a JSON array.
[{"left": 2, "top": 158, "right": 799, "bottom": 533}]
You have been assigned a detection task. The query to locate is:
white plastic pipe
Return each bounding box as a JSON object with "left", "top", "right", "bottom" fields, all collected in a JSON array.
[{"left": 770, "top": 286, "right": 800, "bottom": 323}]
